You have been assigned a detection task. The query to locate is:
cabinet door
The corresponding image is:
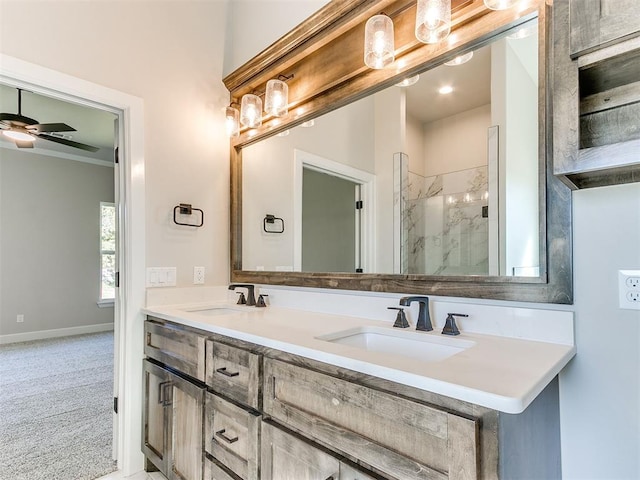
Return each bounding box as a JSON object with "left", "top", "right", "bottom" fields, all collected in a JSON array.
[
  {"left": 570, "top": 0, "right": 640, "bottom": 56},
  {"left": 169, "top": 371, "right": 205, "bottom": 480},
  {"left": 261, "top": 422, "right": 340, "bottom": 480},
  {"left": 142, "top": 360, "right": 172, "bottom": 476}
]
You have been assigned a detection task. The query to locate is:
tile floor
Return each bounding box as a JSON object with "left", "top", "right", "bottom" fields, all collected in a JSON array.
[{"left": 95, "top": 471, "right": 167, "bottom": 480}]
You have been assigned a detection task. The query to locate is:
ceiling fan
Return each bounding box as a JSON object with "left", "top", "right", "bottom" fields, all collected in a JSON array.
[{"left": 0, "top": 88, "right": 99, "bottom": 152}]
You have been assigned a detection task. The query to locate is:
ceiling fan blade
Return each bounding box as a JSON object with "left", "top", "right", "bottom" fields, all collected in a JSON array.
[
  {"left": 27, "top": 123, "right": 76, "bottom": 133},
  {"left": 37, "top": 134, "right": 100, "bottom": 152},
  {"left": 0, "top": 113, "right": 39, "bottom": 126},
  {"left": 16, "top": 140, "right": 34, "bottom": 149}
]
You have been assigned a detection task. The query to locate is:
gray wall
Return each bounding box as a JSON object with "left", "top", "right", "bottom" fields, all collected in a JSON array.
[{"left": 0, "top": 149, "right": 115, "bottom": 337}]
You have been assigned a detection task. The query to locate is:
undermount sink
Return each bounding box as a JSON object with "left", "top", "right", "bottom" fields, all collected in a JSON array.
[
  {"left": 316, "top": 326, "right": 474, "bottom": 363},
  {"left": 181, "top": 306, "right": 253, "bottom": 316}
]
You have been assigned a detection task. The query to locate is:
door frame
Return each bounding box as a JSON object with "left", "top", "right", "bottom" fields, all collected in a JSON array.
[
  {"left": 293, "top": 149, "right": 376, "bottom": 273},
  {"left": 0, "top": 54, "right": 146, "bottom": 476}
]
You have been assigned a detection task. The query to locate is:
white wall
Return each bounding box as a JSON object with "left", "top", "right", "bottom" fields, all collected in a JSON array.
[
  {"left": 0, "top": 151, "right": 114, "bottom": 336},
  {"left": 422, "top": 104, "right": 491, "bottom": 177},
  {"left": 241, "top": 98, "right": 375, "bottom": 271},
  {"left": 561, "top": 183, "right": 640, "bottom": 480},
  {"left": 0, "top": 0, "right": 231, "bottom": 288}
]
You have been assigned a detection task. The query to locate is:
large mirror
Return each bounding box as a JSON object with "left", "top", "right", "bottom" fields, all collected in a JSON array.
[
  {"left": 227, "top": 0, "right": 572, "bottom": 303},
  {"left": 242, "top": 23, "right": 539, "bottom": 277}
]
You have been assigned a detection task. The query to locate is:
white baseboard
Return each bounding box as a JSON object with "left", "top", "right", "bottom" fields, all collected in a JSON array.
[{"left": 0, "top": 323, "right": 114, "bottom": 345}]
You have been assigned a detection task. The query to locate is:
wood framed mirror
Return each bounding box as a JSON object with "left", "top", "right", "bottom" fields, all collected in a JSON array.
[{"left": 225, "top": 0, "right": 572, "bottom": 304}]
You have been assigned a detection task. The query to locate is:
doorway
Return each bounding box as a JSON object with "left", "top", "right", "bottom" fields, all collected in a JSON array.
[
  {"left": 293, "top": 149, "right": 376, "bottom": 274},
  {"left": 1, "top": 53, "right": 146, "bottom": 477}
]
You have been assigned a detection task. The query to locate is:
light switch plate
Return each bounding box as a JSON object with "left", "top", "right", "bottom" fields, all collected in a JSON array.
[{"left": 147, "top": 267, "right": 177, "bottom": 288}]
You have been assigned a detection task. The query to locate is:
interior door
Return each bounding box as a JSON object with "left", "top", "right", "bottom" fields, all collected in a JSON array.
[{"left": 112, "top": 117, "right": 121, "bottom": 460}]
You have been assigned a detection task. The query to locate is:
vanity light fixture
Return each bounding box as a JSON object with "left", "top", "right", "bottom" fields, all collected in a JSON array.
[
  {"left": 264, "top": 78, "right": 289, "bottom": 117},
  {"left": 438, "top": 85, "right": 454, "bottom": 94},
  {"left": 225, "top": 105, "right": 240, "bottom": 138},
  {"left": 415, "top": 0, "right": 451, "bottom": 44},
  {"left": 444, "top": 51, "right": 474, "bottom": 66},
  {"left": 240, "top": 93, "right": 262, "bottom": 128},
  {"left": 395, "top": 74, "right": 420, "bottom": 87},
  {"left": 483, "top": 0, "right": 519, "bottom": 10},
  {"left": 364, "top": 14, "right": 395, "bottom": 69}
]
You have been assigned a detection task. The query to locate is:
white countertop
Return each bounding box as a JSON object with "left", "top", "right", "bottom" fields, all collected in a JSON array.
[{"left": 143, "top": 301, "right": 576, "bottom": 414}]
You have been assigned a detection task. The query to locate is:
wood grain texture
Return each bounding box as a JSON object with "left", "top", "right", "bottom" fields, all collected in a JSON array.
[
  {"left": 569, "top": 0, "right": 640, "bottom": 57},
  {"left": 228, "top": 0, "right": 573, "bottom": 305},
  {"left": 260, "top": 421, "right": 340, "bottom": 480},
  {"left": 145, "top": 319, "right": 207, "bottom": 381},
  {"left": 580, "top": 102, "right": 640, "bottom": 148},
  {"left": 447, "top": 415, "right": 479, "bottom": 480},
  {"left": 263, "top": 358, "right": 478, "bottom": 480},
  {"left": 204, "top": 456, "right": 240, "bottom": 480},
  {"left": 142, "top": 360, "right": 171, "bottom": 476},
  {"left": 172, "top": 378, "right": 205, "bottom": 480},
  {"left": 205, "top": 393, "right": 260, "bottom": 480},
  {"left": 206, "top": 340, "right": 261, "bottom": 410}
]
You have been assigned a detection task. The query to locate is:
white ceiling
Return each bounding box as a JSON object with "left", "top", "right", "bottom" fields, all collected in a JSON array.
[{"left": 0, "top": 84, "right": 117, "bottom": 163}]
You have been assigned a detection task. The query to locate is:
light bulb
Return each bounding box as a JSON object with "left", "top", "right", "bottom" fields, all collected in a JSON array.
[
  {"left": 240, "top": 94, "right": 262, "bottom": 128},
  {"left": 395, "top": 75, "right": 420, "bottom": 87},
  {"left": 483, "top": 0, "right": 519, "bottom": 10},
  {"left": 415, "top": 0, "right": 451, "bottom": 44},
  {"left": 3, "top": 129, "right": 36, "bottom": 142},
  {"left": 225, "top": 106, "right": 239, "bottom": 138},
  {"left": 444, "top": 52, "right": 474, "bottom": 66},
  {"left": 265, "top": 79, "right": 288, "bottom": 117},
  {"left": 364, "top": 14, "right": 395, "bottom": 69}
]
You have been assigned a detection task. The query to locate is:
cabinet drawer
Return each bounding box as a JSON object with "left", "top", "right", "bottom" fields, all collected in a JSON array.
[
  {"left": 204, "top": 456, "right": 240, "bottom": 480},
  {"left": 145, "top": 320, "right": 206, "bottom": 381},
  {"left": 263, "top": 359, "right": 479, "bottom": 480},
  {"left": 205, "top": 392, "right": 260, "bottom": 480},
  {"left": 206, "top": 340, "right": 260, "bottom": 409}
]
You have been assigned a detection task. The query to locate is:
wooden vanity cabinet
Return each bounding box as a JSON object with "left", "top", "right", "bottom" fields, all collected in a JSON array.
[
  {"left": 142, "top": 359, "right": 205, "bottom": 480},
  {"left": 144, "top": 318, "right": 561, "bottom": 480}
]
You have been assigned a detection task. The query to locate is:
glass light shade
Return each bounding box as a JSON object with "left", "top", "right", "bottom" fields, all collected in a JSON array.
[
  {"left": 265, "top": 79, "right": 289, "bottom": 117},
  {"left": 364, "top": 14, "right": 395, "bottom": 69},
  {"left": 395, "top": 75, "right": 420, "bottom": 87},
  {"left": 225, "top": 106, "right": 240, "bottom": 138},
  {"left": 444, "top": 51, "right": 474, "bottom": 66},
  {"left": 240, "top": 94, "right": 262, "bottom": 128},
  {"left": 415, "top": 0, "right": 451, "bottom": 44},
  {"left": 483, "top": 0, "right": 519, "bottom": 10},
  {"left": 3, "top": 129, "right": 36, "bottom": 142}
]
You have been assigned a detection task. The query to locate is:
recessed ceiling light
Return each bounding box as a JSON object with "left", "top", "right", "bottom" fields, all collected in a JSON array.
[{"left": 438, "top": 85, "right": 454, "bottom": 95}]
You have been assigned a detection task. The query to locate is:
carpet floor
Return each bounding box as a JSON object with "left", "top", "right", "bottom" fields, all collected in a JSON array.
[{"left": 0, "top": 332, "right": 117, "bottom": 480}]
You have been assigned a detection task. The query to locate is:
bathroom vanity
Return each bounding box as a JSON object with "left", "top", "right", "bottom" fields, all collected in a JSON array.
[{"left": 141, "top": 300, "right": 574, "bottom": 480}]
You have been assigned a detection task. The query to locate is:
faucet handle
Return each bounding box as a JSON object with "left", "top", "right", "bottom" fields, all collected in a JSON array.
[
  {"left": 256, "top": 294, "right": 269, "bottom": 307},
  {"left": 388, "top": 307, "right": 410, "bottom": 328},
  {"left": 236, "top": 292, "right": 247, "bottom": 305},
  {"left": 442, "top": 313, "right": 468, "bottom": 336}
]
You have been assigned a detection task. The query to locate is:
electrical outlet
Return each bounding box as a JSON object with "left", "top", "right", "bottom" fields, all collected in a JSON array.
[
  {"left": 17, "top": 314, "right": 24, "bottom": 323},
  {"left": 193, "top": 266, "right": 205, "bottom": 284},
  {"left": 619, "top": 270, "right": 640, "bottom": 310}
]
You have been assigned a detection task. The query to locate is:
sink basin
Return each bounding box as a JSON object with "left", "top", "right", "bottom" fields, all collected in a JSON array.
[
  {"left": 181, "top": 306, "right": 252, "bottom": 316},
  {"left": 316, "top": 326, "right": 474, "bottom": 362}
]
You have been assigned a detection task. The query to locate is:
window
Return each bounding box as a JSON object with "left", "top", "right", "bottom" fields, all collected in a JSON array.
[{"left": 100, "top": 202, "right": 116, "bottom": 303}]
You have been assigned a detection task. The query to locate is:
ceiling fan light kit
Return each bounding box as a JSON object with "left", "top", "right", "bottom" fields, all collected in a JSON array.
[{"left": 0, "top": 88, "right": 100, "bottom": 152}]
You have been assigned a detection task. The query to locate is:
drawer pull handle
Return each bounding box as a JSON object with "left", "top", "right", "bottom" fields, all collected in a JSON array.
[
  {"left": 215, "top": 428, "right": 239, "bottom": 444},
  {"left": 158, "top": 381, "right": 173, "bottom": 406},
  {"left": 216, "top": 367, "right": 240, "bottom": 378}
]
